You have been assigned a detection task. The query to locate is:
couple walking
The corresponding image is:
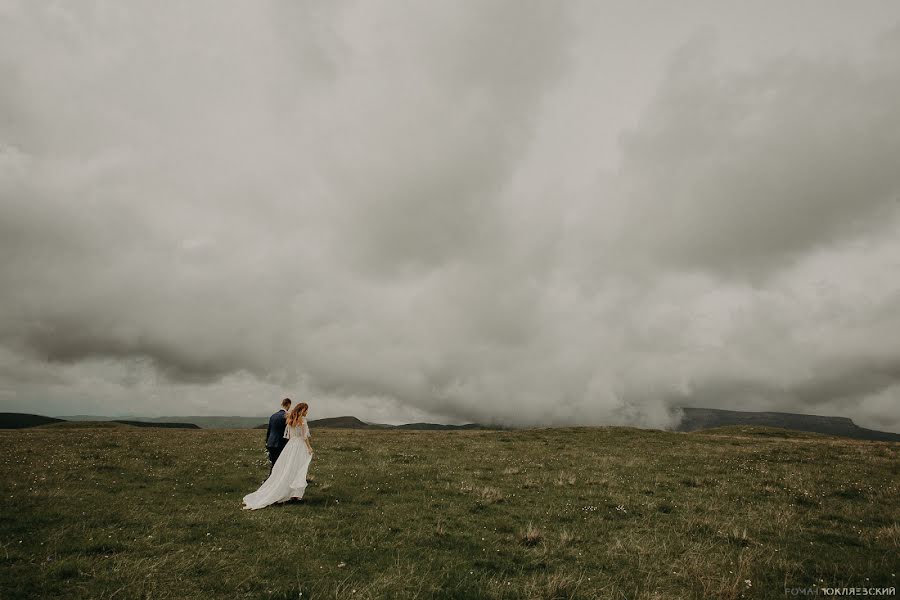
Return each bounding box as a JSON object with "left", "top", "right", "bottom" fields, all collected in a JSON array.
[{"left": 242, "top": 398, "right": 314, "bottom": 510}]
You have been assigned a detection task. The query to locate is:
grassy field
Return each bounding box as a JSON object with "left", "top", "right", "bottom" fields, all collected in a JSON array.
[{"left": 0, "top": 425, "right": 897, "bottom": 599}]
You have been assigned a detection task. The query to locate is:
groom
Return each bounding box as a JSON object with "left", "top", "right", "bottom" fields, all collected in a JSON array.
[{"left": 265, "top": 398, "right": 291, "bottom": 474}]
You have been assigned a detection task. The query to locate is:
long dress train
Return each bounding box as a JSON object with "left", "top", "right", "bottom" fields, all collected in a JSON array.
[{"left": 242, "top": 420, "right": 312, "bottom": 510}]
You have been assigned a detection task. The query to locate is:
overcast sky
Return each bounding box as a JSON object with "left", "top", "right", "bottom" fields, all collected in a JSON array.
[{"left": 1, "top": 1, "right": 899, "bottom": 431}]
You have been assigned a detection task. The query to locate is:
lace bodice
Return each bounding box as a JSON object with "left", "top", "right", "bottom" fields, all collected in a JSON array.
[{"left": 283, "top": 420, "right": 310, "bottom": 441}]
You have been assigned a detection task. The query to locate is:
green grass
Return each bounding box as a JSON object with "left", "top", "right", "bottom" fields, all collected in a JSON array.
[{"left": 0, "top": 426, "right": 897, "bottom": 599}]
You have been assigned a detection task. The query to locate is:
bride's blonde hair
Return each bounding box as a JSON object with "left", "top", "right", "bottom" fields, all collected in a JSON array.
[{"left": 286, "top": 402, "right": 308, "bottom": 427}]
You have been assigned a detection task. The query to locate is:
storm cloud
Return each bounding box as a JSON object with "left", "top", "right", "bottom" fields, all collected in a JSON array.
[{"left": 1, "top": 2, "right": 899, "bottom": 431}]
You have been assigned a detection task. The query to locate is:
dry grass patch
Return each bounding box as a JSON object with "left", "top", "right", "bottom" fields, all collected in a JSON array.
[
  {"left": 872, "top": 522, "right": 899, "bottom": 547},
  {"left": 521, "top": 477, "right": 540, "bottom": 489},
  {"left": 520, "top": 522, "right": 543, "bottom": 547},
  {"left": 557, "top": 529, "right": 576, "bottom": 546},
  {"left": 554, "top": 472, "right": 576, "bottom": 486},
  {"left": 523, "top": 570, "right": 584, "bottom": 600},
  {"left": 477, "top": 486, "right": 504, "bottom": 504}
]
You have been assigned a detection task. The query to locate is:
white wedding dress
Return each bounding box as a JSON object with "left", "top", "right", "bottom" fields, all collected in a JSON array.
[{"left": 243, "top": 420, "right": 313, "bottom": 510}]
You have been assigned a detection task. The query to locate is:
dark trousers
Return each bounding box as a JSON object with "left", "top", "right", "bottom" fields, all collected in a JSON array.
[{"left": 267, "top": 445, "right": 284, "bottom": 474}]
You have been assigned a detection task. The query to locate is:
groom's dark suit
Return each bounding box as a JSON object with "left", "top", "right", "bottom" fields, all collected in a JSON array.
[{"left": 265, "top": 409, "right": 288, "bottom": 471}]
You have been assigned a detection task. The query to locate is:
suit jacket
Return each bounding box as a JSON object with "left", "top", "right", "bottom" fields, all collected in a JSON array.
[{"left": 265, "top": 409, "right": 288, "bottom": 449}]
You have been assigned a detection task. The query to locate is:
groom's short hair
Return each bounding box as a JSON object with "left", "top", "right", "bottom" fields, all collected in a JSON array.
[{"left": 281, "top": 398, "right": 292, "bottom": 409}]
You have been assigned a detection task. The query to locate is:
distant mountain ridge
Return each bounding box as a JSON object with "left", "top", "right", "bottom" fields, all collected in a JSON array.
[
  {"left": 675, "top": 407, "right": 900, "bottom": 442},
  {"left": 111, "top": 420, "right": 200, "bottom": 429},
  {"left": 0, "top": 413, "right": 198, "bottom": 430},
  {"left": 5, "top": 409, "right": 897, "bottom": 441},
  {"left": 252, "top": 415, "right": 495, "bottom": 431},
  {"left": 61, "top": 415, "right": 266, "bottom": 429}
]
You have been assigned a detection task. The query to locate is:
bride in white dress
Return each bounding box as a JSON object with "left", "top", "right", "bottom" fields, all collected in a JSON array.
[{"left": 243, "top": 402, "right": 314, "bottom": 510}]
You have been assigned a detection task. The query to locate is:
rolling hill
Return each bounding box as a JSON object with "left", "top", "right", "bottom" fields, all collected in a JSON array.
[
  {"left": 1, "top": 414, "right": 199, "bottom": 430},
  {"left": 675, "top": 407, "right": 900, "bottom": 442},
  {"left": 0, "top": 413, "right": 65, "bottom": 429}
]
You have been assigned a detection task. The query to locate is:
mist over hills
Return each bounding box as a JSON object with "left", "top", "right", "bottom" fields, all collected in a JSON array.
[
  {"left": 56, "top": 415, "right": 492, "bottom": 430},
  {"left": 252, "top": 416, "right": 497, "bottom": 431},
  {"left": 3, "top": 409, "right": 897, "bottom": 441}
]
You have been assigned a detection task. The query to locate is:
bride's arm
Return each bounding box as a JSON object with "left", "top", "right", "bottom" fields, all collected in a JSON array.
[{"left": 303, "top": 423, "right": 313, "bottom": 454}]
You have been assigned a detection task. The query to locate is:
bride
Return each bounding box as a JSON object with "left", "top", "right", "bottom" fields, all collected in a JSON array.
[{"left": 243, "top": 402, "right": 314, "bottom": 510}]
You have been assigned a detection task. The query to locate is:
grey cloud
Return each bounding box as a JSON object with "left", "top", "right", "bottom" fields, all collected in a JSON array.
[
  {"left": 1, "top": 3, "right": 899, "bottom": 433},
  {"left": 16, "top": 315, "right": 253, "bottom": 384},
  {"left": 616, "top": 29, "right": 900, "bottom": 277},
  {"left": 318, "top": 2, "right": 571, "bottom": 276}
]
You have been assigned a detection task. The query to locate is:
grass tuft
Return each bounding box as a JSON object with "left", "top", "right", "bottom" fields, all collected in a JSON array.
[{"left": 520, "top": 521, "right": 543, "bottom": 547}]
